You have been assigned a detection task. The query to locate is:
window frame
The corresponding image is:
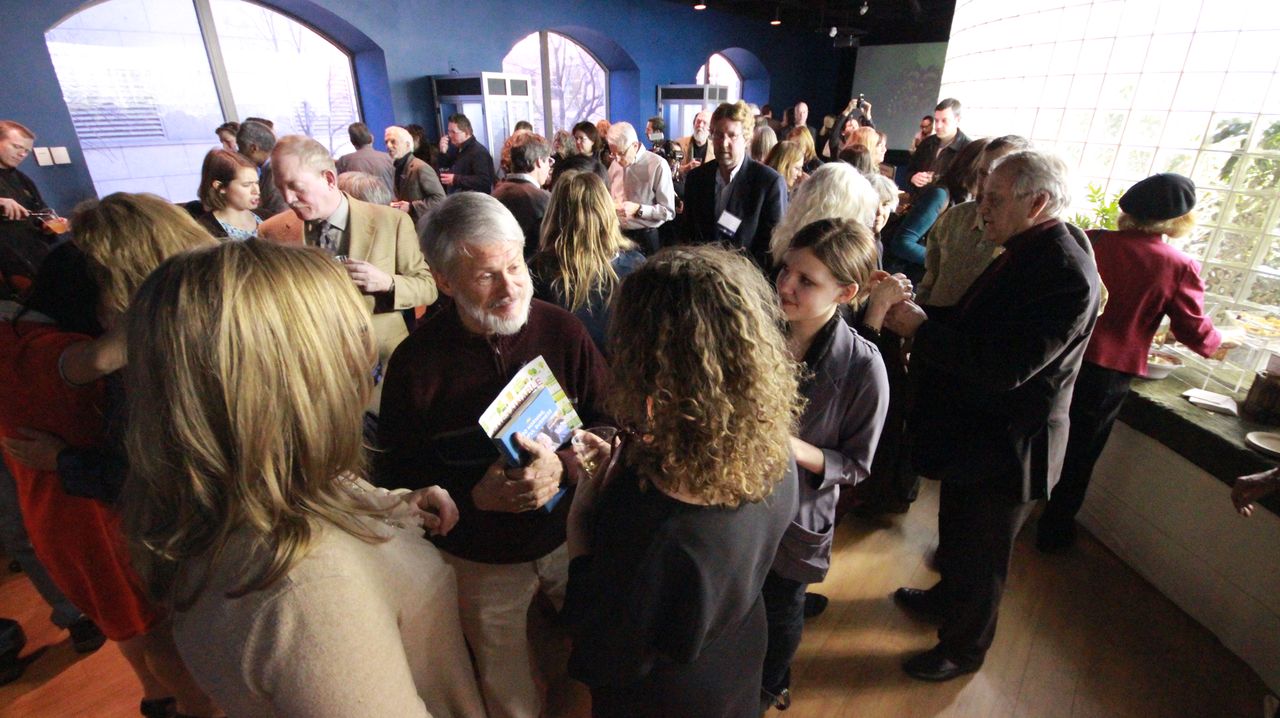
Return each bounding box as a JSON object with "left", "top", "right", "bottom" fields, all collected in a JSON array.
[{"left": 504, "top": 30, "right": 610, "bottom": 138}]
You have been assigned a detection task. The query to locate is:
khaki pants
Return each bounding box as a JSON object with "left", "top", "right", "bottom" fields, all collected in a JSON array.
[{"left": 444, "top": 544, "right": 569, "bottom": 718}]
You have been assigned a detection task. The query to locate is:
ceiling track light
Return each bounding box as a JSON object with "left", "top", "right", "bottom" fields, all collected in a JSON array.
[
  {"left": 860, "top": 1, "right": 869, "bottom": 15},
  {"left": 771, "top": 4, "right": 782, "bottom": 25}
]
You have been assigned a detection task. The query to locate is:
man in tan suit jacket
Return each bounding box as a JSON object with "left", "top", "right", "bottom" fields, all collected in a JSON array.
[
  {"left": 260, "top": 135, "right": 436, "bottom": 365},
  {"left": 676, "top": 109, "right": 716, "bottom": 177}
]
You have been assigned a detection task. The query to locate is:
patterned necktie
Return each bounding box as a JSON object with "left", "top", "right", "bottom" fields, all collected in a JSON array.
[{"left": 313, "top": 220, "right": 335, "bottom": 251}]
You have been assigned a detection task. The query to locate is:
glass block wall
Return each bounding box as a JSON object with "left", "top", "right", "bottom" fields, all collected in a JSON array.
[{"left": 938, "top": 0, "right": 1280, "bottom": 313}]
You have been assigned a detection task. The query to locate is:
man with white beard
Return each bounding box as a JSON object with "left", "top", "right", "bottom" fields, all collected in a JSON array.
[
  {"left": 676, "top": 109, "right": 716, "bottom": 176},
  {"left": 376, "top": 192, "right": 608, "bottom": 718}
]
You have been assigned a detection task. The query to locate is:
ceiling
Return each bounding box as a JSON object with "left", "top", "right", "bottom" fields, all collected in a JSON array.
[{"left": 666, "top": 0, "right": 957, "bottom": 45}]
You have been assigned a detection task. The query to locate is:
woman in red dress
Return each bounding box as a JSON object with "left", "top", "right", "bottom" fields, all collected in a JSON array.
[{"left": 2, "top": 202, "right": 219, "bottom": 717}]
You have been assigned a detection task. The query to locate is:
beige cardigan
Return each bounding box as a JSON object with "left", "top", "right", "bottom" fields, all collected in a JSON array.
[{"left": 173, "top": 483, "right": 484, "bottom": 718}]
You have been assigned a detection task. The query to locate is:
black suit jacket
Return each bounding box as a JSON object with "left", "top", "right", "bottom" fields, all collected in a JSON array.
[
  {"left": 439, "top": 137, "right": 495, "bottom": 194},
  {"left": 681, "top": 158, "right": 787, "bottom": 268},
  {"left": 907, "top": 219, "right": 1101, "bottom": 502},
  {"left": 903, "top": 129, "right": 971, "bottom": 196}
]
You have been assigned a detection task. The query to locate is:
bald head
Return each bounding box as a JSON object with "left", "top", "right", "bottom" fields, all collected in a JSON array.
[{"left": 794, "top": 102, "right": 809, "bottom": 127}]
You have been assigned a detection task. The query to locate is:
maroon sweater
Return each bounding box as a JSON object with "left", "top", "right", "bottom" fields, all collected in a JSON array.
[{"left": 376, "top": 299, "right": 609, "bottom": 563}]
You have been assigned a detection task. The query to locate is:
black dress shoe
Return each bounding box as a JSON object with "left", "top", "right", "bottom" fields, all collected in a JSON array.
[
  {"left": 802, "top": 592, "right": 829, "bottom": 618},
  {"left": 902, "top": 646, "right": 982, "bottom": 682},
  {"left": 759, "top": 687, "right": 791, "bottom": 713},
  {"left": 140, "top": 697, "right": 176, "bottom": 718},
  {"left": 892, "top": 587, "right": 947, "bottom": 623},
  {"left": 68, "top": 616, "right": 106, "bottom": 654},
  {"left": 0, "top": 618, "right": 26, "bottom": 687}
]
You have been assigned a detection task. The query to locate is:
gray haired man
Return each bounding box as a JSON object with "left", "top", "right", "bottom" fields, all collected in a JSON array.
[
  {"left": 377, "top": 193, "right": 608, "bottom": 718},
  {"left": 885, "top": 150, "right": 1101, "bottom": 682}
]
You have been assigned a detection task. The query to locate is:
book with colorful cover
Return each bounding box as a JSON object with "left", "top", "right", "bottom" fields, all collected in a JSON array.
[{"left": 478, "top": 356, "right": 582, "bottom": 511}]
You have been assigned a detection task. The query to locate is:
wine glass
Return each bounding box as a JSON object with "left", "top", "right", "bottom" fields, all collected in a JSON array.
[{"left": 571, "top": 426, "right": 618, "bottom": 476}]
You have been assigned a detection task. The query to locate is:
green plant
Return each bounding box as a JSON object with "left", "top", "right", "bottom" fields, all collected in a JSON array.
[{"left": 1069, "top": 183, "right": 1121, "bottom": 230}]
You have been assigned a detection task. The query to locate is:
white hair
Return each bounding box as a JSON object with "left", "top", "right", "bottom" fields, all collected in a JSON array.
[
  {"left": 990, "top": 149, "right": 1072, "bottom": 218},
  {"left": 606, "top": 121, "right": 638, "bottom": 150},
  {"left": 384, "top": 125, "right": 413, "bottom": 147},
  {"left": 870, "top": 174, "right": 899, "bottom": 213},
  {"left": 420, "top": 193, "right": 524, "bottom": 280},
  {"left": 770, "top": 162, "right": 878, "bottom": 263}
]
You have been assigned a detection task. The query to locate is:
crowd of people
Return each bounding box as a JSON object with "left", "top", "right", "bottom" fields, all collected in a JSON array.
[{"left": 0, "top": 88, "right": 1252, "bottom": 718}]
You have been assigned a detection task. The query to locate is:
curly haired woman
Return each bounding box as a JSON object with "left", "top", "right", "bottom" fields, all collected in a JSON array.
[{"left": 562, "top": 245, "right": 800, "bottom": 717}]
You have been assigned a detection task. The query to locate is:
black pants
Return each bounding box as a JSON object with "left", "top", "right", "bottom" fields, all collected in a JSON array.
[
  {"left": 1040, "top": 361, "right": 1133, "bottom": 535},
  {"left": 854, "top": 329, "right": 920, "bottom": 509},
  {"left": 623, "top": 227, "right": 660, "bottom": 256},
  {"left": 760, "top": 570, "right": 806, "bottom": 695},
  {"left": 932, "top": 480, "right": 1035, "bottom": 662}
]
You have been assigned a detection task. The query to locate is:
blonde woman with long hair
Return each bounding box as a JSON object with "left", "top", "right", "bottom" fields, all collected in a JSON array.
[
  {"left": 121, "top": 240, "right": 484, "bottom": 718},
  {"left": 786, "top": 125, "right": 822, "bottom": 173},
  {"left": 52, "top": 192, "right": 218, "bottom": 385},
  {"left": 529, "top": 170, "right": 644, "bottom": 352},
  {"left": 2, "top": 193, "right": 221, "bottom": 717},
  {"left": 0, "top": 244, "right": 219, "bottom": 718},
  {"left": 765, "top": 140, "right": 807, "bottom": 197},
  {"left": 562, "top": 245, "right": 801, "bottom": 717},
  {"left": 750, "top": 124, "right": 778, "bottom": 162}
]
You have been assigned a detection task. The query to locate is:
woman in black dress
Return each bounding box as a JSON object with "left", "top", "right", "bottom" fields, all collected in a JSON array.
[{"left": 563, "top": 245, "right": 801, "bottom": 718}]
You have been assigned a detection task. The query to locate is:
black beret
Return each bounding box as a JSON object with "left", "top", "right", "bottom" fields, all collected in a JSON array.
[{"left": 1119, "top": 173, "right": 1196, "bottom": 221}]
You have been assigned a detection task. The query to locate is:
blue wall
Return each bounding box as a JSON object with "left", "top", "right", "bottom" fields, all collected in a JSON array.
[{"left": 0, "top": 0, "right": 839, "bottom": 213}]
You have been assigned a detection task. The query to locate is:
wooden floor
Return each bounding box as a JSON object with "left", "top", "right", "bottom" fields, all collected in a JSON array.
[{"left": 0, "top": 480, "right": 1270, "bottom": 717}]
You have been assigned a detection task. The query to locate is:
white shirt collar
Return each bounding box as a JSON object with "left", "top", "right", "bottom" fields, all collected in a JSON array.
[{"left": 327, "top": 192, "right": 351, "bottom": 231}]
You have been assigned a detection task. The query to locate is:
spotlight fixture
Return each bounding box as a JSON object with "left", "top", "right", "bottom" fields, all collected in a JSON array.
[
  {"left": 860, "top": 1, "right": 869, "bottom": 15},
  {"left": 693, "top": 2, "right": 706, "bottom": 9},
  {"left": 770, "top": 5, "right": 781, "bottom": 25},
  {"left": 829, "top": 26, "right": 838, "bottom": 37}
]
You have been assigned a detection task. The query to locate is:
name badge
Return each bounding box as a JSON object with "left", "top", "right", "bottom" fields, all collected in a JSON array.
[{"left": 717, "top": 210, "right": 742, "bottom": 238}]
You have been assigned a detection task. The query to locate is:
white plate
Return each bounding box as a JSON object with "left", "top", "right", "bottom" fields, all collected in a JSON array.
[{"left": 1245, "top": 431, "right": 1280, "bottom": 458}]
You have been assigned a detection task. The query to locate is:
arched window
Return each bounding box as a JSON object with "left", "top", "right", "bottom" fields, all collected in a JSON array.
[
  {"left": 503, "top": 31, "right": 608, "bottom": 137},
  {"left": 695, "top": 53, "right": 742, "bottom": 102},
  {"left": 45, "top": 0, "right": 360, "bottom": 201}
]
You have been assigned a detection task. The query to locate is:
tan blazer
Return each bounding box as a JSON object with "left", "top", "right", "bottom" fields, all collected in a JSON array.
[
  {"left": 677, "top": 134, "right": 716, "bottom": 172},
  {"left": 259, "top": 195, "right": 436, "bottom": 362}
]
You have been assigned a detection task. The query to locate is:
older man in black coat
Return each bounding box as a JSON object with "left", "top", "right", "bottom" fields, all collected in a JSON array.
[
  {"left": 682, "top": 101, "right": 787, "bottom": 270},
  {"left": 884, "top": 149, "right": 1100, "bottom": 681}
]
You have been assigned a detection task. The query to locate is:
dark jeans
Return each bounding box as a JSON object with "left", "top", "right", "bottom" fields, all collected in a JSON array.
[
  {"left": 623, "top": 227, "right": 660, "bottom": 256},
  {"left": 933, "top": 479, "right": 1035, "bottom": 662},
  {"left": 1040, "top": 361, "right": 1133, "bottom": 534},
  {"left": 761, "top": 570, "right": 807, "bottom": 695}
]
